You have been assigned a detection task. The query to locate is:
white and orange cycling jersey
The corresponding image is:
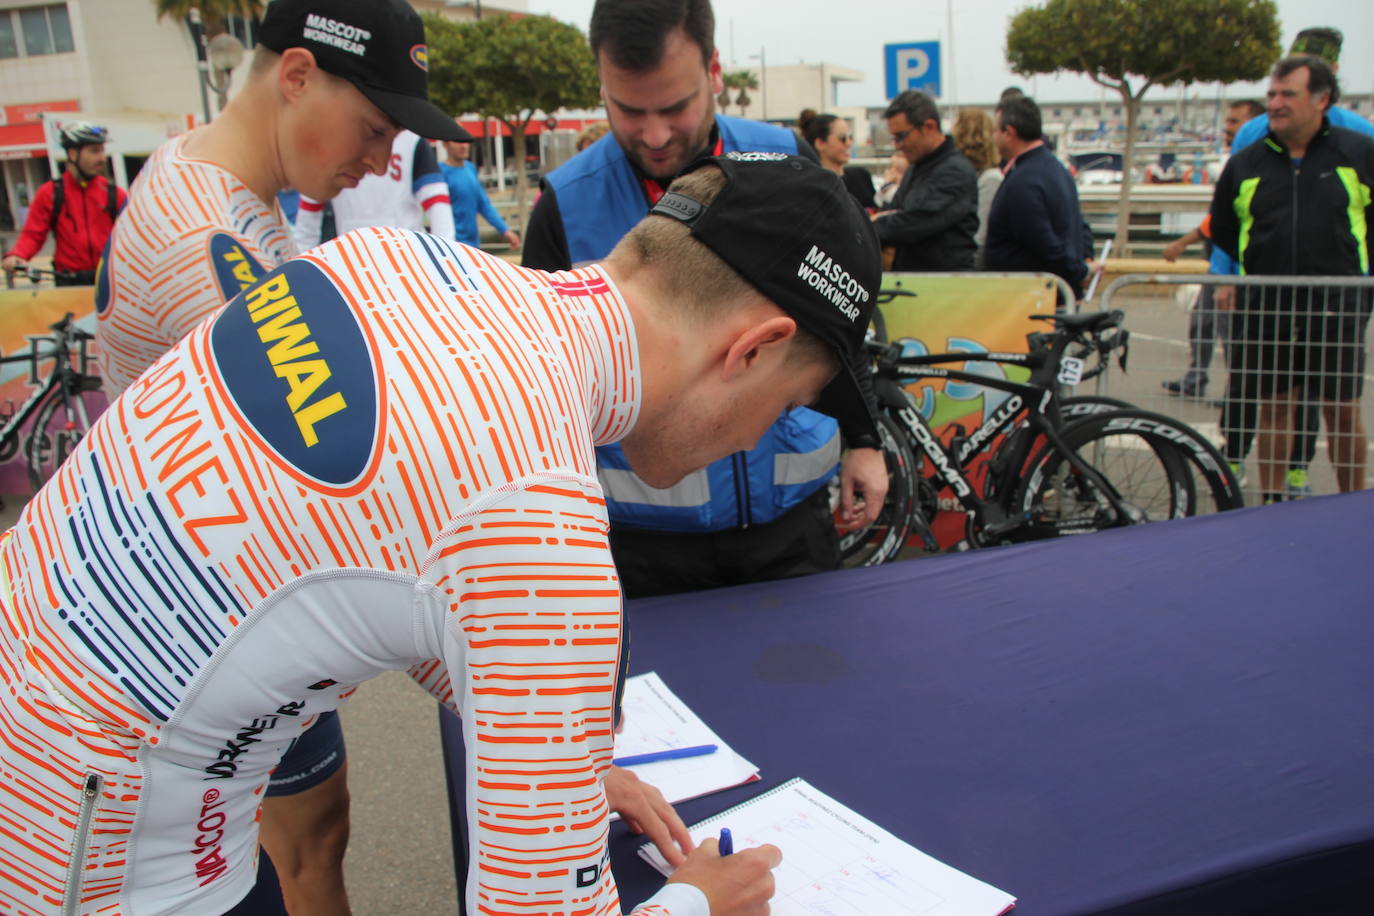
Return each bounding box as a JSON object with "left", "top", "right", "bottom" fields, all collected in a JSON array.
[
  {"left": 0, "top": 229, "right": 700, "bottom": 916},
  {"left": 96, "top": 132, "right": 295, "bottom": 396},
  {"left": 294, "top": 130, "right": 455, "bottom": 250}
]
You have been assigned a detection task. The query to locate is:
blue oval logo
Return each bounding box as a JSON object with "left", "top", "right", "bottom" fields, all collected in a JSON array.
[
  {"left": 210, "top": 260, "right": 377, "bottom": 487},
  {"left": 208, "top": 232, "right": 268, "bottom": 303},
  {"left": 94, "top": 235, "right": 114, "bottom": 314}
]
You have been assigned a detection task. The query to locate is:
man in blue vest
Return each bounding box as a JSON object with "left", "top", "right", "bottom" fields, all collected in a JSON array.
[{"left": 524, "top": 0, "right": 886, "bottom": 597}]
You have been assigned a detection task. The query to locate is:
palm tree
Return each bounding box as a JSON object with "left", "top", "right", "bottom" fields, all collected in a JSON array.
[
  {"left": 730, "top": 70, "right": 759, "bottom": 116},
  {"left": 154, "top": 1, "right": 264, "bottom": 118},
  {"left": 154, "top": 0, "right": 264, "bottom": 39},
  {"left": 718, "top": 71, "right": 740, "bottom": 113}
]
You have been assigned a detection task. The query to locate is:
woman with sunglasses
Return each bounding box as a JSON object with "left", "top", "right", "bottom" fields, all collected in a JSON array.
[{"left": 802, "top": 112, "right": 877, "bottom": 210}]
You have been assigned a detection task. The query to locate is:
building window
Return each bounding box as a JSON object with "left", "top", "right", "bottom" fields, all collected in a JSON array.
[{"left": 0, "top": 4, "right": 74, "bottom": 59}]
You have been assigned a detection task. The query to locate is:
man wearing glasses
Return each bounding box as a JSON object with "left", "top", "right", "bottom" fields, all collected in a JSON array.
[{"left": 871, "top": 89, "right": 978, "bottom": 271}]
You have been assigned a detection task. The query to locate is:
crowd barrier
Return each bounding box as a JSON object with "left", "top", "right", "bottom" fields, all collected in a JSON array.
[{"left": 1097, "top": 273, "right": 1374, "bottom": 502}]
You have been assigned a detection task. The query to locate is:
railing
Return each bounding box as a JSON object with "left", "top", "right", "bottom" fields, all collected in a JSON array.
[{"left": 1096, "top": 273, "right": 1374, "bottom": 503}]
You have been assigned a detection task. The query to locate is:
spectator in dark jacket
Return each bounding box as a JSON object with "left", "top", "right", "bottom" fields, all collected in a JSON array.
[
  {"left": 871, "top": 90, "right": 977, "bottom": 270},
  {"left": 984, "top": 96, "right": 1095, "bottom": 297}
]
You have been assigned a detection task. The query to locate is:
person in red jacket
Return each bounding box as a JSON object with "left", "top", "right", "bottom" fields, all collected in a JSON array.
[{"left": 2, "top": 121, "right": 126, "bottom": 285}]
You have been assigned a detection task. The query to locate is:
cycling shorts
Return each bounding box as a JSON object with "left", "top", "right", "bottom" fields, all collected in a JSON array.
[{"left": 266, "top": 711, "right": 346, "bottom": 796}]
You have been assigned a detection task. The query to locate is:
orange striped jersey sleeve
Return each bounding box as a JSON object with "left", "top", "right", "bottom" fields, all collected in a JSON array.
[{"left": 96, "top": 132, "right": 295, "bottom": 396}]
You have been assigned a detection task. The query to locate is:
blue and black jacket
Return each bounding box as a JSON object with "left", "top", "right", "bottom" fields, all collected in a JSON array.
[
  {"left": 1210, "top": 120, "right": 1374, "bottom": 321},
  {"left": 525, "top": 116, "right": 844, "bottom": 532}
]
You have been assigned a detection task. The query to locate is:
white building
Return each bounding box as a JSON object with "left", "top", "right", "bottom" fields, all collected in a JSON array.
[
  {"left": 719, "top": 61, "right": 871, "bottom": 147},
  {"left": 0, "top": 0, "right": 529, "bottom": 231}
]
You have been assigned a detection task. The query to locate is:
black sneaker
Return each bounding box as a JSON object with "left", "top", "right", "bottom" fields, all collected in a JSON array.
[{"left": 1161, "top": 376, "right": 1207, "bottom": 398}]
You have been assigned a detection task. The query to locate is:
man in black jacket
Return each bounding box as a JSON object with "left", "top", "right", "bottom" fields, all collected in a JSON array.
[
  {"left": 1209, "top": 55, "right": 1374, "bottom": 499},
  {"left": 984, "top": 96, "right": 1095, "bottom": 298},
  {"left": 872, "top": 90, "right": 977, "bottom": 270}
]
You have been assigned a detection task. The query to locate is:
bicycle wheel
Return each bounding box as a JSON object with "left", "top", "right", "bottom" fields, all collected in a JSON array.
[
  {"left": 1016, "top": 409, "right": 1242, "bottom": 539},
  {"left": 837, "top": 414, "right": 919, "bottom": 567},
  {"left": 1059, "top": 394, "right": 1134, "bottom": 420},
  {"left": 1073, "top": 409, "right": 1243, "bottom": 515},
  {"left": 26, "top": 387, "right": 90, "bottom": 491}
]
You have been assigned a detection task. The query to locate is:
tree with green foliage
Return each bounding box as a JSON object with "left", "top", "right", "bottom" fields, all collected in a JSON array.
[
  {"left": 731, "top": 70, "right": 759, "bottom": 115},
  {"left": 1006, "top": 0, "right": 1280, "bottom": 249},
  {"left": 424, "top": 13, "right": 600, "bottom": 235},
  {"left": 717, "top": 73, "right": 736, "bottom": 113}
]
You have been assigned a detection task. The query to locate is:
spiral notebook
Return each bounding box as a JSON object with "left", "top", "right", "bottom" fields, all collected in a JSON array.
[
  {"left": 639, "top": 778, "right": 1016, "bottom": 915},
  {"left": 612, "top": 672, "right": 759, "bottom": 806}
]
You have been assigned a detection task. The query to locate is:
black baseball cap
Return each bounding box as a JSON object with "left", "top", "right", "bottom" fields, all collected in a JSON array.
[
  {"left": 1290, "top": 27, "right": 1343, "bottom": 65},
  {"left": 258, "top": 0, "right": 469, "bottom": 142},
  {"left": 649, "top": 152, "right": 881, "bottom": 435}
]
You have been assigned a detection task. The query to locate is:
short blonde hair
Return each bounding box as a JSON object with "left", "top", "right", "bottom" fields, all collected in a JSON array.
[
  {"left": 953, "top": 109, "right": 998, "bottom": 172},
  {"left": 576, "top": 121, "right": 610, "bottom": 151}
]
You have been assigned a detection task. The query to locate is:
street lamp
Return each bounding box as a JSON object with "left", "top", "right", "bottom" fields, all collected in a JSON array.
[
  {"left": 206, "top": 33, "right": 246, "bottom": 110},
  {"left": 185, "top": 10, "right": 246, "bottom": 123},
  {"left": 748, "top": 47, "right": 767, "bottom": 121}
]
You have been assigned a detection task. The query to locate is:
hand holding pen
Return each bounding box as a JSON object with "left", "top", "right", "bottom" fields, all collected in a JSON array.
[{"left": 665, "top": 831, "right": 782, "bottom": 916}]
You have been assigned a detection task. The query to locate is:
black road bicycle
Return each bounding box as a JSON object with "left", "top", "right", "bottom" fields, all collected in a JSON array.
[
  {"left": 0, "top": 270, "right": 103, "bottom": 490},
  {"left": 841, "top": 307, "right": 1244, "bottom": 566}
]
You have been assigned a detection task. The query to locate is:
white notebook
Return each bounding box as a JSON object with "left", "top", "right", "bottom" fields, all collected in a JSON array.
[
  {"left": 612, "top": 672, "right": 759, "bottom": 806},
  {"left": 640, "top": 777, "right": 1016, "bottom": 916}
]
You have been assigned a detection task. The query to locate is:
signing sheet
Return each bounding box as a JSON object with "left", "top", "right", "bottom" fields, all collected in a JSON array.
[
  {"left": 640, "top": 778, "right": 1016, "bottom": 916},
  {"left": 614, "top": 672, "right": 759, "bottom": 805}
]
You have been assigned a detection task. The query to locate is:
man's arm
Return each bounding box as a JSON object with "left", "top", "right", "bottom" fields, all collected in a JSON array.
[
  {"left": 1207, "top": 162, "right": 1241, "bottom": 263},
  {"left": 411, "top": 138, "right": 455, "bottom": 239},
  {"left": 522, "top": 186, "right": 572, "bottom": 270},
  {"left": 872, "top": 163, "right": 975, "bottom": 246},
  {"left": 429, "top": 480, "right": 778, "bottom": 916},
  {"left": 1163, "top": 225, "right": 1205, "bottom": 262},
  {"left": 2, "top": 180, "right": 56, "bottom": 269},
  {"left": 294, "top": 197, "right": 326, "bottom": 251},
  {"left": 473, "top": 172, "right": 521, "bottom": 249}
]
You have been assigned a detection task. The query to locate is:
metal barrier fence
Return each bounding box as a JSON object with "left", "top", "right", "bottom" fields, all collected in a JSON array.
[{"left": 1097, "top": 273, "right": 1374, "bottom": 503}]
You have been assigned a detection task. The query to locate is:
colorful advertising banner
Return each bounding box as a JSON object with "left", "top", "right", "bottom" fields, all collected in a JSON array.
[
  {"left": 0, "top": 284, "right": 107, "bottom": 495},
  {"left": 879, "top": 272, "right": 1060, "bottom": 549}
]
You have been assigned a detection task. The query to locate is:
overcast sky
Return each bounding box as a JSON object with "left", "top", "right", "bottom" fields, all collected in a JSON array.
[{"left": 527, "top": 0, "right": 1374, "bottom": 110}]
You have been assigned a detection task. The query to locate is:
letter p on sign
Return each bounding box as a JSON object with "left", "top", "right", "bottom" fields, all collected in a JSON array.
[{"left": 885, "top": 41, "right": 941, "bottom": 99}]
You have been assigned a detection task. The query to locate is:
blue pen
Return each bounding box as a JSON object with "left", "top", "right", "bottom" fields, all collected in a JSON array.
[
  {"left": 718, "top": 828, "right": 733, "bottom": 856},
  {"left": 612, "top": 743, "right": 718, "bottom": 767}
]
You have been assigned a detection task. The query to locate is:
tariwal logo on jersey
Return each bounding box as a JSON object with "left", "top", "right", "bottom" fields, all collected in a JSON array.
[
  {"left": 208, "top": 232, "right": 268, "bottom": 304},
  {"left": 211, "top": 260, "right": 378, "bottom": 486}
]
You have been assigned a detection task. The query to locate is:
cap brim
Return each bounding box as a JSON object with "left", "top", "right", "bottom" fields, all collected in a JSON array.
[
  {"left": 814, "top": 344, "right": 878, "bottom": 440},
  {"left": 356, "top": 84, "right": 471, "bottom": 141}
]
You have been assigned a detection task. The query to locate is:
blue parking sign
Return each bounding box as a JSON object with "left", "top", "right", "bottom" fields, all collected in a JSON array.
[{"left": 885, "top": 42, "right": 941, "bottom": 99}]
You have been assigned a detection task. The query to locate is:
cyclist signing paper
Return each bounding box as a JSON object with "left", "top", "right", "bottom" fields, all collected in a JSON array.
[{"left": 0, "top": 152, "right": 880, "bottom": 915}]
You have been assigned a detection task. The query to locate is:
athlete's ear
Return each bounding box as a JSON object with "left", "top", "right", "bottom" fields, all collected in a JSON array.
[
  {"left": 720, "top": 315, "right": 796, "bottom": 382},
  {"left": 707, "top": 48, "right": 724, "bottom": 97},
  {"left": 277, "top": 47, "right": 319, "bottom": 103}
]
